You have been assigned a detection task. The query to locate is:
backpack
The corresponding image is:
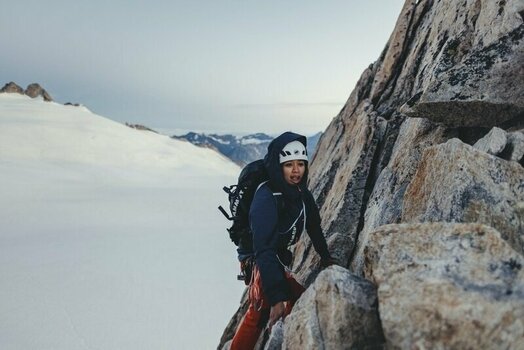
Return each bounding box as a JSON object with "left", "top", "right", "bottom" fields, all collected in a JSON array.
[
  {"left": 218, "top": 159, "right": 271, "bottom": 250},
  {"left": 218, "top": 159, "right": 286, "bottom": 283}
]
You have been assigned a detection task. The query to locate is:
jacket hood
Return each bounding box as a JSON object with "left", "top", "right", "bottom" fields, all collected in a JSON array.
[{"left": 264, "top": 131, "right": 308, "bottom": 196}]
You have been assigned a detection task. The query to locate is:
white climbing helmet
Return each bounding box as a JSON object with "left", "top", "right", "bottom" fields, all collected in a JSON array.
[{"left": 279, "top": 140, "right": 308, "bottom": 164}]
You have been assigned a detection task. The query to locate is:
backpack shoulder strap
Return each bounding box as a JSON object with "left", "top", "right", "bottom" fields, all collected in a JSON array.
[{"left": 261, "top": 181, "right": 285, "bottom": 217}]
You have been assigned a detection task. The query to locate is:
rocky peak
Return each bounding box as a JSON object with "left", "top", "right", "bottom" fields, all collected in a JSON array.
[
  {"left": 0, "top": 82, "right": 24, "bottom": 94},
  {"left": 220, "top": 0, "right": 524, "bottom": 348}
]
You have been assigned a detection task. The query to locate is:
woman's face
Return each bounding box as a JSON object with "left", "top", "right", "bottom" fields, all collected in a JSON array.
[{"left": 282, "top": 160, "right": 306, "bottom": 185}]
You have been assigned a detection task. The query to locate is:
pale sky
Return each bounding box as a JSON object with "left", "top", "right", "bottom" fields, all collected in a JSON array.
[{"left": 1, "top": 1, "right": 405, "bottom": 136}]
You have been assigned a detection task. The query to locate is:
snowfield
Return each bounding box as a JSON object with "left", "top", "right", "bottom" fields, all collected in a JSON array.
[{"left": 0, "top": 94, "right": 244, "bottom": 349}]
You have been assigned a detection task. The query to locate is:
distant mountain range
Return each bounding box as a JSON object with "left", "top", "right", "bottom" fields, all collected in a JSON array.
[{"left": 172, "top": 132, "right": 322, "bottom": 165}]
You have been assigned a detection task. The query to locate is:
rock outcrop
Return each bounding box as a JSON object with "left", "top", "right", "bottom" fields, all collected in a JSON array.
[
  {"left": 1, "top": 81, "right": 53, "bottom": 101},
  {"left": 220, "top": 0, "right": 524, "bottom": 348},
  {"left": 24, "top": 83, "right": 53, "bottom": 101},
  {"left": 309, "top": 0, "right": 524, "bottom": 281},
  {"left": 0, "top": 82, "right": 24, "bottom": 94},
  {"left": 125, "top": 123, "right": 158, "bottom": 133}
]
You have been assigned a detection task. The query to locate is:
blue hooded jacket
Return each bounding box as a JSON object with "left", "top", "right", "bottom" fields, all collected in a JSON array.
[{"left": 250, "top": 132, "right": 331, "bottom": 306}]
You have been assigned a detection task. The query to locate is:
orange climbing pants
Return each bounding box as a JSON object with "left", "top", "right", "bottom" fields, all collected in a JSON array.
[{"left": 230, "top": 265, "right": 305, "bottom": 350}]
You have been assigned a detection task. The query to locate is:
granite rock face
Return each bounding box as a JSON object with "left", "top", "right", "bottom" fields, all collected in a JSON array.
[
  {"left": 295, "top": 102, "right": 385, "bottom": 285},
  {"left": 220, "top": 0, "right": 524, "bottom": 348},
  {"left": 350, "top": 117, "right": 450, "bottom": 275},
  {"left": 310, "top": 0, "right": 524, "bottom": 274},
  {"left": 399, "top": 0, "right": 524, "bottom": 127},
  {"left": 283, "top": 266, "right": 384, "bottom": 350},
  {"left": 363, "top": 223, "right": 524, "bottom": 350}
]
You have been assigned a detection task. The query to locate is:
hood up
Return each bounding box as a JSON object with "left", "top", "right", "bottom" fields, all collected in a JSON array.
[{"left": 264, "top": 131, "right": 308, "bottom": 199}]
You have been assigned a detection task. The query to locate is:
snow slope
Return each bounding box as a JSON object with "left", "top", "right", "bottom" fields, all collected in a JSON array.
[{"left": 0, "top": 94, "right": 244, "bottom": 349}]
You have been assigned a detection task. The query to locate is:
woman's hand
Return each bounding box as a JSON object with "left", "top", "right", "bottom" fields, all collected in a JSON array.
[{"left": 269, "top": 301, "right": 286, "bottom": 329}]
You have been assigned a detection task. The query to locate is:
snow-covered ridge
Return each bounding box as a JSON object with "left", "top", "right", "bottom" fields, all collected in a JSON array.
[
  {"left": 0, "top": 93, "right": 238, "bottom": 180},
  {"left": 0, "top": 93, "right": 243, "bottom": 349}
]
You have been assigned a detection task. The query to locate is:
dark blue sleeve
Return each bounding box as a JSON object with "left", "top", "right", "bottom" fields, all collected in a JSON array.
[
  {"left": 250, "top": 186, "right": 290, "bottom": 306},
  {"left": 305, "top": 191, "right": 331, "bottom": 260}
]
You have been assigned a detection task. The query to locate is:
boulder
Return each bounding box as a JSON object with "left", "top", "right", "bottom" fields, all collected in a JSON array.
[
  {"left": 473, "top": 127, "right": 507, "bottom": 155},
  {"left": 363, "top": 223, "right": 524, "bottom": 350},
  {"left": 264, "top": 320, "right": 284, "bottom": 350},
  {"left": 24, "top": 83, "right": 53, "bottom": 101},
  {"left": 402, "top": 138, "right": 524, "bottom": 254},
  {"left": 505, "top": 131, "right": 524, "bottom": 163},
  {"left": 0, "top": 81, "right": 24, "bottom": 94},
  {"left": 282, "top": 266, "right": 384, "bottom": 350},
  {"left": 289, "top": 229, "right": 344, "bottom": 287},
  {"left": 471, "top": 128, "right": 524, "bottom": 163}
]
